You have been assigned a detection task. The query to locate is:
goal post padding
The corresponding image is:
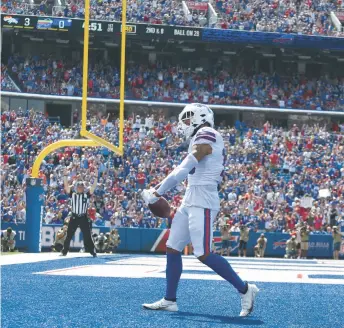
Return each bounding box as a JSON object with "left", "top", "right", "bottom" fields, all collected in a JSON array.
[{"left": 25, "top": 178, "right": 44, "bottom": 253}]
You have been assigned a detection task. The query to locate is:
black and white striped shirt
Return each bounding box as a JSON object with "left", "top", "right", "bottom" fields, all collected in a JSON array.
[{"left": 69, "top": 191, "right": 91, "bottom": 216}]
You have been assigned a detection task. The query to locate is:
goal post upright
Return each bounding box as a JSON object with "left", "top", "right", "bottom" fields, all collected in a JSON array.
[
  {"left": 118, "top": 0, "right": 127, "bottom": 155},
  {"left": 81, "top": 0, "right": 90, "bottom": 133},
  {"left": 79, "top": 0, "right": 127, "bottom": 155}
]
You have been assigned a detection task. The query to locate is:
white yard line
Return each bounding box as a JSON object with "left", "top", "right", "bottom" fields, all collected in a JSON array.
[{"left": 0, "top": 252, "right": 111, "bottom": 266}]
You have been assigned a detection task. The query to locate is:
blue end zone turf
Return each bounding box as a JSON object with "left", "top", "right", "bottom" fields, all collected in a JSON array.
[{"left": 1, "top": 254, "right": 344, "bottom": 328}]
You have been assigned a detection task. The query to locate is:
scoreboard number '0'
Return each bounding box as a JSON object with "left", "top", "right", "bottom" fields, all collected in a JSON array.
[{"left": 82, "top": 22, "right": 103, "bottom": 32}]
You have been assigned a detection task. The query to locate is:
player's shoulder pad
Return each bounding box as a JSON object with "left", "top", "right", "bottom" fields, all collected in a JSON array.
[{"left": 194, "top": 126, "right": 218, "bottom": 143}]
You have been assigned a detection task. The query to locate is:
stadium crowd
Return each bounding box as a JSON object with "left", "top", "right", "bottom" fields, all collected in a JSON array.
[
  {"left": 1, "top": 107, "right": 344, "bottom": 235},
  {"left": 4, "top": 54, "right": 344, "bottom": 112},
  {"left": 216, "top": 0, "right": 344, "bottom": 37},
  {"left": 1, "top": 0, "right": 343, "bottom": 36},
  {"left": 1, "top": 64, "right": 19, "bottom": 92}
]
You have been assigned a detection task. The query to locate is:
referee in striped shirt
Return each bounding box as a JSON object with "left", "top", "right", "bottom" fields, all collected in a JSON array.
[{"left": 61, "top": 168, "right": 98, "bottom": 257}]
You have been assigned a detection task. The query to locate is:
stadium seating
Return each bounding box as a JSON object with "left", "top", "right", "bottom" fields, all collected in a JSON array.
[
  {"left": 5, "top": 55, "right": 344, "bottom": 111},
  {"left": 215, "top": 0, "right": 344, "bottom": 36},
  {"left": 1, "top": 64, "right": 19, "bottom": 92},
  {"left": 1, "top": 108, "right": 344, "bottom": 232}
]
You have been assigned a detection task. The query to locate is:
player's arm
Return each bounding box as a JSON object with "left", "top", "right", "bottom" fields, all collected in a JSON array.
[
  {"left": 156, "top": 143, "right": 211, "bottom": 196},
  {"left": 142, "top": 143, "right": 211, "bottom": 205}
]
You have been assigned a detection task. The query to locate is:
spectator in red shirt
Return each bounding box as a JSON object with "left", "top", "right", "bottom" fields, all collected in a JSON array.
[
  {"left": 287, "top": 215, "right": 296, "bottom": 230},
  {"left": 14, "top": 143, "right": 24, "bottom": 155},
  {"left": 136, "top": 169, "right": 146, "bottom": 190},
  {"left": 88, "top": 207, "right": 97, "bottom": 221},
  {"left": 263, "top": 121, "right": 270, "bottom": 134},
  {"left": 314, "top": 216, "right": 323, "bottom": 230},
  {"left": 305, "top": 139, "right": 313, "bottom": 150},
  {"left": 269, "top": 152, "right": 279, "bottom": 168},
  {"left": 3, "top": 154, "right": 9, "bottom": 164}
]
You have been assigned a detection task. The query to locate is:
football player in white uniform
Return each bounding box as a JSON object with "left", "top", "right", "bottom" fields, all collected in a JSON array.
[{"left": 142, "top": 103, "right": 259, "bottom": 316}]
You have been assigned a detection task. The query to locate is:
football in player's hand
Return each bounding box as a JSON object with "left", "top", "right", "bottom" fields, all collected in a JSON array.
[{"left": 149, "top": 197, "right": 171, "bottom": 218}]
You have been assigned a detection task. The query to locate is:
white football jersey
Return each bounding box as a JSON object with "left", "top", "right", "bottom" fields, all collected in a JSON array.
[{"left": 182, "top": 126, "right": 224, "bottom": 210}]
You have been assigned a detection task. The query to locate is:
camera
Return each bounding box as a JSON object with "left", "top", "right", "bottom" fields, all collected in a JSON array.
[{"left": 97, "top": 233, "right": 106, "bottom": 245}]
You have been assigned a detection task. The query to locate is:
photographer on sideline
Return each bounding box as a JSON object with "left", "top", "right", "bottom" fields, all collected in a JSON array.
[
  {"left": 220, "top": 224, "right": 231, "bottom": 256},
  {"left": 238, "top": 224, "right": 250, "bottom": 257},
  {"left": 94, "top": 233, "right": 108, "bottom": 253},
  {"left": 333, "top": 226, "right": 343, "bottom": 260},
  {"left": 52, "top": 219, "right": 69, "bottom": 252},
  {"left": 285, "top": 235, "right": 297, "bottom": 259},
  {"left": 300, "top": 225, "right": 310, "bottom": 259},
  {"left": 106, "top": 229, "right": 121, "bottom": 253},
  {"left": 254, "top": 233, "right": 267, "bottom": 258},
  {"left": 1, "top": 227, "right": 16, "bottom": 252}
]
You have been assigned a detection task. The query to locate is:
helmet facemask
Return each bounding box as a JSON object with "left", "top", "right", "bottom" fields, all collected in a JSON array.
[{"left": 178, "top": 110, "right": 196, "bottom": 139}]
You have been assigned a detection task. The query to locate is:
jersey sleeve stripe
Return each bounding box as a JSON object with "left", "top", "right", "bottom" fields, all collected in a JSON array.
[{"left": 195, "top": 136, "right": 216, "bottom": 142}]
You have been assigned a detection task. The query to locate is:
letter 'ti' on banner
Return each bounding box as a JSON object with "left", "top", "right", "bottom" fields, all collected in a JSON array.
[{"left": 26, "top": 178, "right": 44, "bottom": 253}]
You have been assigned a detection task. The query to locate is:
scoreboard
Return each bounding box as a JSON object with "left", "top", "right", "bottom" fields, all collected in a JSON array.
[
  {"left": 2, "top": 15, "right": 72, "bottom": 32},
  {"left": 1, "top": 14, "right": 202, "bottom": 41}
]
